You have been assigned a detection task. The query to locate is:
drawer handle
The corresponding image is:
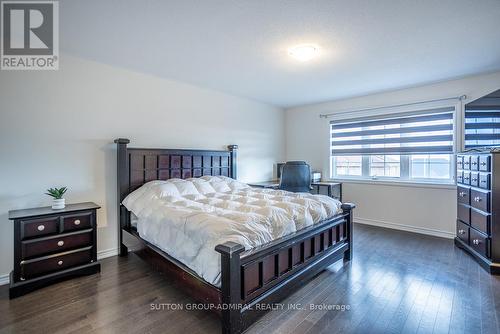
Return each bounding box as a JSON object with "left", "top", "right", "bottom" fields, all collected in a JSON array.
[
  {"left": 481, "top": 180, "right": 487, "bottom": 183},
  {"left": 472, "top": 178, "right": 477, "bottom": 182},
  {"left": 57, "top": 240, "right": 64, "bottom": 247},
  {"left": 37, "top": 225, "right": 45, "bottom": 231},
  {"left": 458, "top": 229, "right": 465, "bottom": 235},
  {"left": 459, "top": 192, "right": 467, "bottom": 197},
  {"left": 481, "top": 162, "right": 487, "bottom": 166},
  {"left": 474, "top": 196, "right": 482, "bottom": 202},
  {"left": 472, "top": 239, "right": 480, "bottom": 245},
  {"left": 74, "top": 219, "right": 81, "bottom": 225},
  {"left": 472, "top": 162, "right": 477, "bottom": 165},
  {"left": 57, "top": 260, "right": 63, "bottom": 266}
]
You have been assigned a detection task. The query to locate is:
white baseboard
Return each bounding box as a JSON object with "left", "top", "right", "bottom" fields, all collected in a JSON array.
[
  {"left": 97, "top": 248, "right": 119, "bottom": 260},
  {"left": 0, "top": 273, "right": 9, "bottom": 286},
  {"left": 0, "top": 248, "right": 119, "bottom": 286},
  {"left": 355, "top": 217, "right": 455, "bottom": 239}
]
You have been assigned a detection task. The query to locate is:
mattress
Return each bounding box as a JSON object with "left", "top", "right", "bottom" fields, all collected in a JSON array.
[{"left": 122, "top": 176, "right": 342, "bottom": 286}]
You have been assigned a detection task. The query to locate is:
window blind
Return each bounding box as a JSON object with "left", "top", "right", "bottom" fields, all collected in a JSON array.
[
  {"left": 330, "top": 107, "right": 454, "bottom": 155},
  {"left": 464, "top": 107, "right": 500, "bottom": 149}
]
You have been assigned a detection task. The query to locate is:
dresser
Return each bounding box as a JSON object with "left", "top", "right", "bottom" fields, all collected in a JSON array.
[
  {"left": 8, "top": 202, "right": 101, "bottom": 298},
  {"left": 455, "top": 150, "right": 500, "bottom": 274}
]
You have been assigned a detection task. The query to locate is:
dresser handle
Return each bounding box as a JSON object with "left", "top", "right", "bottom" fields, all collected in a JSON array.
[
  {"left": 472, "top": 239, "right": 480, "bottom": 245},
  {"left": 481, "top": 162, "right": 487, "bottom": 166},
  {"left": 472, "top": 162, "right": 477, "bottom": 165},
  {"left": 458, "top": 229, "right": 465, "bottom": 235},
  {"left": 57, "top": 260, "right": 63, "bottom": 266},
  {"left": 474, "top": 196, "right": 482, "bottom": 202},
  {"left": 472, "top": 178, "right": 477, "bottom": 182},
  {"left": 57, "top": 240, "right": 64, "bottom": 247},
  {"left": 37, "top": 225, "right": 45, "bottom": 231},
  {"left": 74, "top": 219, "right": 81, "bottom": 225},
  {"left": 459, "top": 192, "right": 466, "bottom": 197}
]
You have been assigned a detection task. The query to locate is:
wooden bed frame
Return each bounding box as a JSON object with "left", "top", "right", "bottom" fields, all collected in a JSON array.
[{"left": 114, "top": 138, "right": 355, "bottom": 334}]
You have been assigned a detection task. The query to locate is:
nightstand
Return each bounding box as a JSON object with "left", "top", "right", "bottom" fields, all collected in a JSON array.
[
  {"left": 8, "top": 202, "right": 101, "bottom": 298},
  {"left": 310, "top": 182, "right": 342, "bottom": 201}
]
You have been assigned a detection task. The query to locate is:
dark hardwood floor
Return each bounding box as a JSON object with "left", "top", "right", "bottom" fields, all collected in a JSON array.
[{"left": 1, "top": 224, "right": 499, "bottom": 334}]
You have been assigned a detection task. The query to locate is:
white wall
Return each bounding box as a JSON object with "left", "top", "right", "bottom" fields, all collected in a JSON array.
[
  {"left": 286, "top": 71, "right": 500, "bottom": 238},
  {"left": 0, "top": 55, "right": 285, "bottom": 282}
]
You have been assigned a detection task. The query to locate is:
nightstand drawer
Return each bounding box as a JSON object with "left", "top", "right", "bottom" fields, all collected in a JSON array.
[
  {"left": 21, "top": 230, "right": 93, "bottom": 259},
  {"left": 62, "top": 212, "right": 92, "bottom": 232},
  {"left": 21, "top": 247, "right": 93, "bottom": 279},
  {"left": 21, "top": 217, "right": 59, "bottom": 239}
]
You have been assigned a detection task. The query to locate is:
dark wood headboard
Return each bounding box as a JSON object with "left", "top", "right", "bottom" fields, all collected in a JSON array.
[{"left": 114, "top": 138, "right": 238, "bottom": 255}]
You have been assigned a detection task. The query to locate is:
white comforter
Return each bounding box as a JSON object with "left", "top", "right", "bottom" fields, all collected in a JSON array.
[{"left": 122, "top": 176, "right": 342, "bottom": 286}]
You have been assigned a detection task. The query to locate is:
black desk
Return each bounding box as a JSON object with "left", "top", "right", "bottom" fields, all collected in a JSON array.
[{"left": 248, "top": 180, "right": 342, "bottom": 201}]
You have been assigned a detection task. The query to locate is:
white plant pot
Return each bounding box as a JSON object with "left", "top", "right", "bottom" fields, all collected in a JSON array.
[{"left": 52, "top": 198, "right": 65, "bottom": 210}]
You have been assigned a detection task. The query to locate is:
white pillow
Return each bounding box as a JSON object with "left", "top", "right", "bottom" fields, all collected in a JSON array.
[
  {"left": 174, "top": 181, "right": 200, "bottom": 196},
  {"left": 156, "top": 183, "right": 181, "bottom": 198},
  {"left": 122, "top": 181, "right": 163, "bottom": 209},
  {"left": 210, "top": 180, "right": 232, "bottom": 193},
  {"left": 194, "top": 181, "right": 216, "bottom": 194}
]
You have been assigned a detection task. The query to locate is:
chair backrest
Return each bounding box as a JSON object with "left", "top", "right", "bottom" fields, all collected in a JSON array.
[{"left": 279, "top": 161, "right": 312, "bottom": 193}]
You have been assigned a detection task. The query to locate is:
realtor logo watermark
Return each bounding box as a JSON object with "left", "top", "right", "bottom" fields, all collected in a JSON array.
[{"left": 1, "top": 1, "right": 58, "bottom": 70}]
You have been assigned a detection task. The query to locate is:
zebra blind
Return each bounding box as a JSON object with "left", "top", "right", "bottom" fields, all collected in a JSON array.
[
  {"left": 330, "top": 107, "right": 454, "bottom": 155},
  {"left": 464, "top": 96, "right": 500, "bottom": 149}
]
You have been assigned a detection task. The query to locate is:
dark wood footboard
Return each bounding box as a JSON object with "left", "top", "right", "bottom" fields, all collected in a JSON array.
[{"left": 215, "top": 203, "right": 355, "bottom": 334}]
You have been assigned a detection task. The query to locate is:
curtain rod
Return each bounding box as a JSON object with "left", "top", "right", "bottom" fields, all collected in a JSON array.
[{"left": 319, "top": 95, "right": 467, "bottom": 119}]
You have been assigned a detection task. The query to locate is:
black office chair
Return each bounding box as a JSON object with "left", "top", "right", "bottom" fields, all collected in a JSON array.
[{"left": 279, "top": 161, "right": 312, "bottom": 193}]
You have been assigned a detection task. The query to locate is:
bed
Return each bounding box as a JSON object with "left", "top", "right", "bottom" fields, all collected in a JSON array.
[{"left": 114, "top": 138, "right": 355, "bottom": 334}]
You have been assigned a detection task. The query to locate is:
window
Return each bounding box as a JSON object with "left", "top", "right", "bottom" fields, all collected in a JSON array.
[
  {"left": 370, "top": 155, "right": 400, "bottom": 177},
  {"left": 335, "top": 156, "right": 362, "bottom": 176},
  {"left": 330, "top": 107, "right": 455, "bottom": 184}
]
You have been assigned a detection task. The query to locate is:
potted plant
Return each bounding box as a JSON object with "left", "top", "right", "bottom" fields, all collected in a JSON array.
[{"left": 45, "top": 187, "right": 67, "bottom": 209}]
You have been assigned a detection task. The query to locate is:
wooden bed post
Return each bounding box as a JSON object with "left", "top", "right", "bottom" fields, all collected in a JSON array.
[
  {"left": 341, "top": 203, "right": 355, "bottom": 261},
  {"left": 114, "top": 138, "right": 130, "bottom": 257},
  {"left": 215, "top": 241, "right": 245, "bottom": 334},
  {"left": 228, "top": 145, "right": 238, "bottom": 180}
]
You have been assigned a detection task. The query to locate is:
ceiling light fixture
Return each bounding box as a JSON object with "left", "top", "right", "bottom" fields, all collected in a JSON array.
[{"left": 288, "top": 44, "right": 319, "bottom": 62}]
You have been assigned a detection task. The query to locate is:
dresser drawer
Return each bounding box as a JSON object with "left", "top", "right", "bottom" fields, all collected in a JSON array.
[
  {"left": 62, "top": 212, "right": 92, "bottom": 232},
  {"left": 479, "top": 173, "right": 491, "bottom": 190},
  {"left": 471, "top": 189, "right": 490, "bottom": 212},
  {"left": 456, "top": 220, "right": 469, "bottom": 244},
  {"left": 479, "top": 155, "right": 491, "bottom": 172},
  {"left": 470, "top": 172, "right": 479, "bottom": 187},
  {"left": 457, "top": 155, "right": 463, "bottom": 170},
  {"left": 20, "top": 247, "right": 93, "bottom": 279},
  {"left": 462, "top": 172, "right": 471, "bottom": 185},
  {"left": 471, "top": 208, "right": 490, "bottom": 235},
  {"left": 470, "top": 155, "right": 479, "bottom": 171},
  {"left": 21, "top": 217, "right": 59, "bottom": 239},
  {"left": 458, "top": 204, "right": 470, "bottom": 224},
  {"left": 457, "top": 186, "right": 470, "bottom": 205},
  {"left": 463, "top": 156, "right": 471, "bottom": 170},
  {"left": 469, "top": 228, "right": 489, "bottom": 258},
  {"left": 456, "top": 171, "right": 463, "bottom": 184},
  {"left": 21, "top": 230, "right": 92, "bottom": 259}
]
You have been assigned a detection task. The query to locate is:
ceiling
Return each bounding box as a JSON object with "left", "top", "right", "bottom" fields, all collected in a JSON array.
[{"left": 61, "top": 0, "right": 500, "bottom": 108}]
